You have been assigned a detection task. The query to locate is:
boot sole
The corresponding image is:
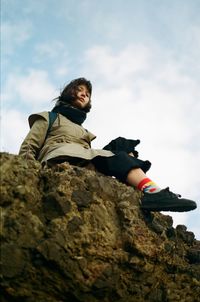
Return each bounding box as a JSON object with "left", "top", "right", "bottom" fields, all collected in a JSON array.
[{"left": 141, "top": 202, "right": 197, "bottom": 212}]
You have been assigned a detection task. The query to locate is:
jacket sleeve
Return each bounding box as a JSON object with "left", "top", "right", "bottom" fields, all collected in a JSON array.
[{"left": 19, "top": 117, "right": 48, "bottom": 161}]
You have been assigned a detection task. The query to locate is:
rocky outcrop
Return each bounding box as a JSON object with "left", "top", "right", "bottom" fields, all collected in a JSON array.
[{"left": 0, "top": 153, "right": 200, "bottom": 302}]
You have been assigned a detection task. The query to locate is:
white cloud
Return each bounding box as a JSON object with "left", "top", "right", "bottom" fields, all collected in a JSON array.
[
  {"left": 34, "top": 41, "right": 70, "bottom": 77},
  {"left": 91, "top": 11, "right": 124, "bottom": 40},
  {"left": 1, "top": 110, "right": 29, "bottom": 154},
  {"left": 34, "top": 41, "right": 67, "bottom": 61},
  {"left": 83, "top": 44, "right": 199, "bottom": 150},
  {"left": 1, "top": 21, "right": 32, "bottom": 55},
  {"left": 84, "top": 45, "right": 152, "bottom": 86},
  {"left": 2, "top": 70, "right": 57, "bottom": 108},
  {"left": 55, "top": 67, "right": 69, "bottom": 77}
]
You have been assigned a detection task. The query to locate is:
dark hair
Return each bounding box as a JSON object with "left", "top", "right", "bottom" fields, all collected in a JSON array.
[{"left": 58, "top": 77, "right": 92, "bottom": 112}]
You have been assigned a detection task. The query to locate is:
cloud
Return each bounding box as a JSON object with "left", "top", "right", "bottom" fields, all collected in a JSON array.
[
  {"left": 1, "top": 21, "right": 32, "bottom": 56},
  {"left": 34, "top": 41, "right": 68, "bottom": 61},
  {"left": 83, "top": 44, "right": 199, "bottom": 150},
  {"left": 33, "top": 41, "right": 70, "bottom": 77},
  {"left": 55, "top": 67, "right": 69, "bottom": 77},
  {"left": 2, "top": 70, "right": 57, "bottom": 109},
  {"left": 1, "top": 0, "right": 47, "bottom": 19},
  {"left": 1, "top": 110, "right": 29, "bottom": 154},
  {"left": 84, "top": 45, "right": 152, "bottom": 86}
]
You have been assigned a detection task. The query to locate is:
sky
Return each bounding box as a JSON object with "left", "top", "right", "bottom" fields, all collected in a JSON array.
[{"left": 1, "top": 0, "right": 200, "bottom": 239}]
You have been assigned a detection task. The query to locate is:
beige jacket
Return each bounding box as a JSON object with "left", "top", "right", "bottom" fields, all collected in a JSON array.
[{"left": 19, "top": 112, "right": 114, "bottom": 163}]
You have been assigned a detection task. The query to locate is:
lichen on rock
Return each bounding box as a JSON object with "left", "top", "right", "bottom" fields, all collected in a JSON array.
[{"left": 0, "top": 153, "right": 200, "bottom": 302}]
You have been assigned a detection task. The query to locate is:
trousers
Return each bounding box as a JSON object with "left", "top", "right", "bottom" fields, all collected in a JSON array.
[{"left": 92, "top": 152, "right": 151, "bottom": 183}]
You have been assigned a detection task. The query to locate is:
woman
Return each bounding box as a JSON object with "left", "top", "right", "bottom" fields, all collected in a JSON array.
[{"left": 19, "top": 77, "right": 197, "bottom": 212}]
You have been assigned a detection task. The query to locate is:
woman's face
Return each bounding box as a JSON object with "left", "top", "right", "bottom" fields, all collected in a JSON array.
[{"left": 72, "top": 84, "right": 90, "bottom": 110}]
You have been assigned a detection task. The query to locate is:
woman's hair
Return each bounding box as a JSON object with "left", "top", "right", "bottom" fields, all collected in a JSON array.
[{"left": 56, "top": 77, "right": 92, "bottom": 112}]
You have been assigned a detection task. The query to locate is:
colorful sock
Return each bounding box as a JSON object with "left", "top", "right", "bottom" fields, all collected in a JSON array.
[{"left": 137, "top": 177, "right": 161, "bottom": 193}]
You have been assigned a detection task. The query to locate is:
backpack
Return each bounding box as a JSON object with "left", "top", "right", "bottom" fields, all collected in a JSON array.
[{"left": 45, "top": 111, "right": 58, "bottom": 140}]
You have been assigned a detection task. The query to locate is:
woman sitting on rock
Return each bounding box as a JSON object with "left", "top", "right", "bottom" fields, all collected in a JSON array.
[{"left": 19, "top": 77, "right": 197, "bottom": 212}]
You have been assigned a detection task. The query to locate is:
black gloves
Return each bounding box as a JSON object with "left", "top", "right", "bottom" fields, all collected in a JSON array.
[{"left": 103, "top": 136, "right": 140, "bottom": 158}]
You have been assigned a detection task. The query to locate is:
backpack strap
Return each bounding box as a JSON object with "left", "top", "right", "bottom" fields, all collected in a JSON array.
[{"left": 45, "top": 111, "right": 58, "bottom": 140}]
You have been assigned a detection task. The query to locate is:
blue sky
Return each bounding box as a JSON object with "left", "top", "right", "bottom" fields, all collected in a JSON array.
[{"left": 1, "top": 0, "right": 200, "bottom": 238}]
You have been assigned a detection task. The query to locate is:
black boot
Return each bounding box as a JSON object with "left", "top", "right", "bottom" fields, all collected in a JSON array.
[{"left": 140, "top": 187, "right": 197, "bottom": 212}]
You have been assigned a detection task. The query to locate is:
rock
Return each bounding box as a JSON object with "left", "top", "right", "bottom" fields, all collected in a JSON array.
[{"left": 0, "top": 152, "right": 200, "bottom": 302}]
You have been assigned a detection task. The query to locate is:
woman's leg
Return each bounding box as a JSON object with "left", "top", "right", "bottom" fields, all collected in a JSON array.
[
  {"left": 126, "top": 167, "right": 148, "bottom": 186},
  {"left": 92, "top": 153, "right": 197, "bottom": 212},
  {"left": 126, "top": 168, "right": 161, "bottom": 193}
]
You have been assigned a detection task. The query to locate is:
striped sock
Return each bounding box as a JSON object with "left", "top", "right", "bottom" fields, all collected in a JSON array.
[{"left": 137, "top": 177, "right": 161, "bottom": 194}]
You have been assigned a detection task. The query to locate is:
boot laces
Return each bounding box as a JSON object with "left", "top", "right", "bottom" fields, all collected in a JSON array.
[{"left": 166, "top": 187, "right": 181, "bottom": 198}]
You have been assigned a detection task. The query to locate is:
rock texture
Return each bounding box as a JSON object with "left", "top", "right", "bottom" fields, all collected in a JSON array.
[{"left": 0, "top": 152, "right": 200, "bottom": 302}]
